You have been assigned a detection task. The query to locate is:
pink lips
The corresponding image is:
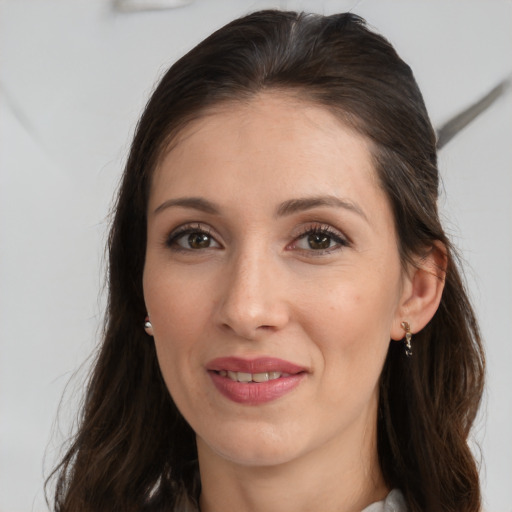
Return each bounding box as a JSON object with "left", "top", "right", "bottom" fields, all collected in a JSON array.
[{"left": 206, "top": 357, "right": 307, "bottom": 405}]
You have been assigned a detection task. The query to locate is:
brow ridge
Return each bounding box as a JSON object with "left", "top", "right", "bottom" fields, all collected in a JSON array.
[
  {"left": 153, "top": 194, "right": 367, "bottom": 221},
  {"left": 154, "top": 197, "right": 219, "bottom": 215},
  {"left": 276, "top": 196, "right": 367, "bottom": 220}
]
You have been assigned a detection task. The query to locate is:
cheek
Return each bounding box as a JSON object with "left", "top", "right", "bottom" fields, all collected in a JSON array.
[
  {"left": 297, "top": 265, "right": 401, "bottom": 380},
  {"left": 144, "top": 261, "right": 211, "bottom": 335},
  {"left": 143, "top": 269, "right": 204, "bottom": 389},
  {"left": 300, "top": 268, "right": 399, "bottom": 339}
]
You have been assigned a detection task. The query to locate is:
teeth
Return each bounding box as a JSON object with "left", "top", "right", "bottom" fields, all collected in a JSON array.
[
  {"left": 252, "top": 372, "right": 269, "bottom": 382},
  {"left": 221, "top": 371, "right": 284, "bottom": 382}
]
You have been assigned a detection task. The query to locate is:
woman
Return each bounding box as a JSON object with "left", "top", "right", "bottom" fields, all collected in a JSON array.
[{"left": 48, "top": 10, "right": 485, "bottom": 512}]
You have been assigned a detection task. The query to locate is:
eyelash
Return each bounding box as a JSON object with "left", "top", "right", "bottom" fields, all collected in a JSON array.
[
  {"left": 164, "top": 223, "right": 350, "bottom": 254},
  {"left": 165, "top": 223, "right": 218, "bottom": 252},
  {"left": 289, "top": 224, "right": 350, "bottom": 255}
]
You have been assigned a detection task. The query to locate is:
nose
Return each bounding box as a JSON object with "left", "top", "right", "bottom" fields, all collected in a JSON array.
[{"left": 215, "top": 250, "right": 290, "bottom": 340}]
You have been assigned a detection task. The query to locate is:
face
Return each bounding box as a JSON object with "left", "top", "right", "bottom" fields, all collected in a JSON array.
[{"left": 143, "top": 93, "right": 407, "bottom": 470}]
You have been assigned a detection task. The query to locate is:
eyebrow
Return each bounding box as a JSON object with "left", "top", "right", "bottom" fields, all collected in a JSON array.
[
  {"left": 154, "top": 197, "right": 220, "bottom": 216},
  {"left": 276, "top": 196, "right": 368, "bottom": 221},
  {"left": 154, "top": 194, "right": 368, "bottom": 222}
]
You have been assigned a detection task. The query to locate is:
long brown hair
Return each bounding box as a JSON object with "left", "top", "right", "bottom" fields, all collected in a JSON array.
[{"left": 48, "top": 10, "right": 485, "bottom": 512}]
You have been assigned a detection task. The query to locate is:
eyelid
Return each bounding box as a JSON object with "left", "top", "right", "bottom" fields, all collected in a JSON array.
[
  {"left": 287, "top": 223, "right": 350, "bottom": 254},
  {"left": 163, "top": 221, "right": 349, "bottom": 254},
  {"left": 165, "top": 222, "right": 222, "bottom": 250}
]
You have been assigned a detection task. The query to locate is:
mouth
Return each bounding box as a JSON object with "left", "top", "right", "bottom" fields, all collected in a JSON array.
[
  {"left": 206, "top": 357, "right": 307, "bottom": 405},
  {"left": 206, "top": 356, "right": 307, "bottom": 375},
  {"left": 215, "top": 370, "right": 293, "bottom": 383}
]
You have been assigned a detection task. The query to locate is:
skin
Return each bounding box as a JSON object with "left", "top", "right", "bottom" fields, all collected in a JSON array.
[{"left": 143, "top": 92, "right": 444, "bottom": 512}]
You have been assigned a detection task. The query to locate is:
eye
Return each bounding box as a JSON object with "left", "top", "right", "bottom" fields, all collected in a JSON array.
[
  {"left": 289, "top": 225, "right": 349, "bottom": 253},
  {"left": 166, "top": 225, "right": 221, "bottom": 251}
]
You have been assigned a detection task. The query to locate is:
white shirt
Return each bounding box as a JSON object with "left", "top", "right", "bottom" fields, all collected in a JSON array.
[
  {"left": 178, "top": 488, "right": 407, "bottom": 512},
  {"left": 362, "top": 490, "right": 407, "bottom": 512}
]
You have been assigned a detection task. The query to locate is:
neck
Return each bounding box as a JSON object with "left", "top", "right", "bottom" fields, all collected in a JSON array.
[{"left": 197, "top": 416, "right": 388, "bottom": 512}]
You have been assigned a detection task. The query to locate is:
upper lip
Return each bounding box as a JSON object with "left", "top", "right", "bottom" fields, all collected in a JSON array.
[{"left": 206, "top": 356, "right": 307, "bottom": 375}]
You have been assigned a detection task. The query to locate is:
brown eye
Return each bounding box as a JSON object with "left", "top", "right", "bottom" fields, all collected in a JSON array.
[
  {"left": 167, "top": 226, "right": 221, "bottom": 251},
  {"left": 290, "top": 226, "right": 349, "bottom": 254},
  {"left": 307, "top": 233, "right": 331, "bottom": 250},
  {"left": 188, "top": 232, "right": 212, "bottom": 249}
]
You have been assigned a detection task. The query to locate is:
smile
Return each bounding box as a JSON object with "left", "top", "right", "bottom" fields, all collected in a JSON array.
[
  {"left": 217, "top": 370, "right": 291, "bottom": 382},
  {"left": 206, "top": 357, "right": 307, "bottom": 405}
]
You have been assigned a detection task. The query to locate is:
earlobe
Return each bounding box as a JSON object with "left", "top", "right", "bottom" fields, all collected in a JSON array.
[
  {"left": 391, "top": 242, "right": 447, "bottom": 341},
  {"left": 144, "top": 315, "right": 154, "bottom": 336}
]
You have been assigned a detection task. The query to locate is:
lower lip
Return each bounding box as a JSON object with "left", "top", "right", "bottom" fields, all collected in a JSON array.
[{"left": 209, "top": 371, "right": 305, "bottom": 405}]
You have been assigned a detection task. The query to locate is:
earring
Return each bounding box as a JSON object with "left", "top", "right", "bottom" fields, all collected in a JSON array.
[
  {"left": 400, "top": 321, "right": 413, "bottom": 357},
  {"left": 144, "top": 316, "right": 154, "bottom": 336}
]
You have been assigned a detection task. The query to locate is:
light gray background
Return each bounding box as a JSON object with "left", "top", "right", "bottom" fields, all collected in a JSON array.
[{"left": 1, "top": 1, "right": 511, "bottom": 511}]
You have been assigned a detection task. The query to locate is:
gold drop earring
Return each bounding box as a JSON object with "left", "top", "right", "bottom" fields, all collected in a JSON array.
[{"left": 400, "top": 321, "right": 413, "bottom": 357}]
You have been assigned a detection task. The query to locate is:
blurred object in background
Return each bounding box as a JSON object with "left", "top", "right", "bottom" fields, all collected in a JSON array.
[
  {"left": 114, "top": 0, "right": 195, "bottom": 13},
  {"left": 437, "top": 77, "right": 511, "bottom": 149}
]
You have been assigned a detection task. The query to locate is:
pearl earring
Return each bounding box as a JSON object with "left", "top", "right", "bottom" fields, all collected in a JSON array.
[{"left": 144, "top": 316, "right": 154, "bottom": 336}]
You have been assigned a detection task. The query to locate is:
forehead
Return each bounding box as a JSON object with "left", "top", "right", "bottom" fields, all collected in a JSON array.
[
  {"left": 149, "top": 92, "right": 388, "bottom": 225},
  {"left": 164, "top": 92, "right": 371, "bottom": 164}
]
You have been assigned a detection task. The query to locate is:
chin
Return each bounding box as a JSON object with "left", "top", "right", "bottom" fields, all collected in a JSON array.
[
  {"left": 197, "top": 421, "right": 307, "bottom": 468},
  {"left": 215, "top": 444, "right": 302, "bottom": 468}
]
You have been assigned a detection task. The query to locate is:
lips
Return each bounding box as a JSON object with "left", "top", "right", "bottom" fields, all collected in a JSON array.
[
  {"left": 218, "top": 370, "right": 291, "bottom": 383},
  {"left": 206, "top": 357, "right": 307, "bottom": 405},
  {"left": 207, "top": 356, "right": 306, "bottom": 374}
]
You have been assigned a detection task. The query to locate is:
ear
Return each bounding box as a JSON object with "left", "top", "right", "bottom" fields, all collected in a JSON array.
[{"left": 390, "top": 242, "right": 447, "bottom": 340}]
